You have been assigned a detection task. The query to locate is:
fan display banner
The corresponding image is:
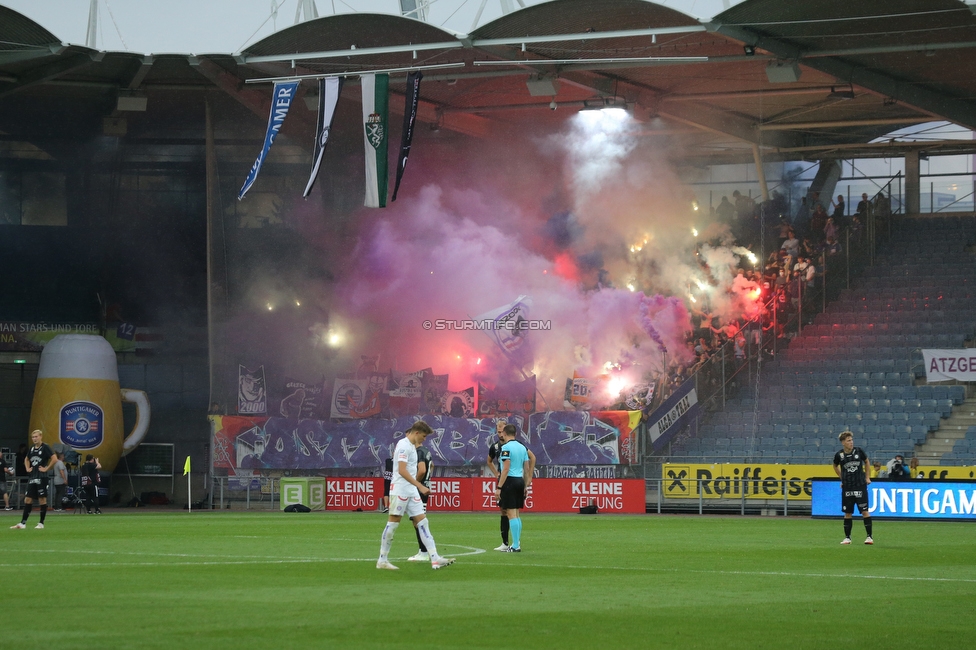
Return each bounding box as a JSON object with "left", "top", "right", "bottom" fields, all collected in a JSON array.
[
  {"left": 303, "top": 76, "right": 343, "bottom": 197},
  {"left": 239, "top": 80, "right": 300, "bottom": 200},
  {"left": 921, "top": 349, "right": 976, "bottom": 382},
  {"left": 238, "top": 365, "right": 267, "bottom": 415},
  {"left": 361, "top": 73, "right": 389, "bottom": 208},
  {"left": 391, "top": 70, "right": 422, "bottom": 201},
  {"left": 210, "top": 410, "right": 640, "bottom": 473},
  {"left": 474, "top": 295, "right": 532, "bottom": 356},
  {"left": 644, "top": 377, "right": 698, "bottom": 449}
]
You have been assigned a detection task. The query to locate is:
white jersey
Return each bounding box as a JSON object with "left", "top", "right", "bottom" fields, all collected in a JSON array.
[{"left": 390, "top": 436, "right": 419, "bottom": 497}]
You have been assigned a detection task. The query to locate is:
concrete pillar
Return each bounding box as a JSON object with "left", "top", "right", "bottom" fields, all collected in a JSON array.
[{"left": 905, "top": 150, "right": 920, "bottom": 214}]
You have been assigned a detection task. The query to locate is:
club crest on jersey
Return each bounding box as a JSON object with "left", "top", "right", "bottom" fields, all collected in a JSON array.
[
  {"left": 365, "top": 113, "right": 385, "bottom": 149},
  {"left": 60, "top": 401, "right": 103, "bottom": 449}
]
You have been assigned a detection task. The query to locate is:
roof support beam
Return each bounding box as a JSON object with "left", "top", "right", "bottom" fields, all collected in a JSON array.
[
  {"left": 708, "top": 22, "right": 976, "bottom": 131},
  {"left": 241, "top": 25, "right": 707, "bottom": 64},
  {"left": 760, "top": 117, "right": 927, "bottom": 131},
  {"left": 658, "top": 104, "right": 801, "bottom": 149},
  {"left": 0, "top": 53, "right": 92, "bottom": 98}
]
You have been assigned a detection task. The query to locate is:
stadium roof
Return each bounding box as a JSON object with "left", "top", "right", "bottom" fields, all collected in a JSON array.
[{"left": 4, "top": 0, "right": 976, "bottom": 163}]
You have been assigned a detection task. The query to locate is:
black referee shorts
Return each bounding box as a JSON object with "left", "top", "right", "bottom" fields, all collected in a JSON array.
[{"left": 499, "top": 477, "right": 526, "bottom": 510}]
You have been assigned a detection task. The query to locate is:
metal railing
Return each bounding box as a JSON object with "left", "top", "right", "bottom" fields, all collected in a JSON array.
[
  {"left": 210, "top": 476, "right": 279, "bottom": 510},
  {"left": 644, "top": 477, "right": 810, "bottom": 516}
]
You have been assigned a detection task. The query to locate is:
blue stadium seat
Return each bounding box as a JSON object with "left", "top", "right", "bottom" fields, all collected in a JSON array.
[{"left": 949, "top": 386, "right": 966, "bottom": 404}]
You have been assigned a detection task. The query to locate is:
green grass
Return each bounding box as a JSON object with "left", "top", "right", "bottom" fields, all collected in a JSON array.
[{"left": 2, "top": 511, "right": 974, "bottom": 649}]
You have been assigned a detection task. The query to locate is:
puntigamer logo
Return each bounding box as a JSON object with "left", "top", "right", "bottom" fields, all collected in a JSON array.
[{"left": 60, "top": 401, "right": 103, "bottom": 449}]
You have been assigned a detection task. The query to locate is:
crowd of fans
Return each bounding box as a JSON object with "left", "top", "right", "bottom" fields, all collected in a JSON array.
[{"left": 641, "top": 187, "right": 890, "bottom": 413}]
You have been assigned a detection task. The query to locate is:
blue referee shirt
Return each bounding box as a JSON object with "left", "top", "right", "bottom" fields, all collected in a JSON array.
[{"left": 500, "top": 440, "right": 529, "bottom": 477}]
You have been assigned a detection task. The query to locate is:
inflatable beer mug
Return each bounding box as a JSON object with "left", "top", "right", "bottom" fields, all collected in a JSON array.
[{"left": 29, "top": 334, "right": 150, "bottom": 472}]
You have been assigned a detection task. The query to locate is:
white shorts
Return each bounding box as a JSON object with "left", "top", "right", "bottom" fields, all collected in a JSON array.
[{"left": 389, "top": 491, "right": 426, "bottom": 518}]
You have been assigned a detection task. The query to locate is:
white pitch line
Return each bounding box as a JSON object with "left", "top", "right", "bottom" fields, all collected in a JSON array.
[
  {"left": 8, "top": 550, "right": 973, "bottom": 584},
  {"left": 453, "top": 561, "right": 976, "bottom": 584},
  {"left": 1, "top": 544, "right": 486, "bottom": 568}
]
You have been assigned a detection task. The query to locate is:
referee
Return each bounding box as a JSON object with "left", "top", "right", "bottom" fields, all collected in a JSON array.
[
  {"left": 495, "top": 424, "right": 535, "bottom": 553},
  {"left": 487, "top": 419, "right": 511, "bottom": 551}
]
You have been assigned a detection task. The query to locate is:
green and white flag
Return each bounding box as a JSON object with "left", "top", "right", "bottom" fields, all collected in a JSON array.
[{"left": 361, "top": 73, "right": 389, "bottom": 208}]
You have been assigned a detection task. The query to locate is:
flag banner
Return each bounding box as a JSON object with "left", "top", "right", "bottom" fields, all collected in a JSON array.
[
  {"left": 387, "top": 369, "right": 424, "bottom": 417},
  {"left": 391, "top": 70, "right": 422, "bottom": 201},
  {"left": 356, "top": 354, "right": 381, "bottom": 378},
  {"left": 361, "top": 73, "right": 389, "bottom": 208},
  {"left": 238, "top": 365, "right": 268, "bottom": 415},
  {"left": 474, "top": 295, "right": 532, "bottom": 356},
  {"left": 211, "top": 410, "right": 628, "bottom": 470},
  {"left": 421, "top": 371, "right": 449, "bottom": 414},
  {"left": 922, "top": 349, "right": 976, "bottom": 382},
  {"left": 441, "top": 386, "right": 475, "bottom": 418},
  {"left": 239, "top": 80, "right": 300, "bottom": 200},
  {"left": 349, "top": 374, "right": 387, "bottom": 419},
  {"left": 478, "top": 376, "right": 536, "bottom": 417},
  {"left": 623, "top": 382, "right": 655, "bottom": 410},
  {"left": 277, "top": 377, "right": 324, "bottom": 420},
  {"left": 568, "top": 373, "right": 591, "bottom": 406},
  {"left": 644, "top": 377, "right": 698, "bottom": 449},
  {"left": 183, "top": 456, "right": 191, "bottom": 476},
  {"left": 330, "top": 378, "right": 370, "bottom": 419},
  {"left": 303, "top": 76, "right": 343, "bottom": 197}
]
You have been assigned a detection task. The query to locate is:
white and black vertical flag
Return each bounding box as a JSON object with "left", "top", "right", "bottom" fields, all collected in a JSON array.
[
  {"left": 391, "top": 70, "right": 423, "bottom": 202},
  {"left": 303, "top": 76, "right": 343, "bottom": 198}
]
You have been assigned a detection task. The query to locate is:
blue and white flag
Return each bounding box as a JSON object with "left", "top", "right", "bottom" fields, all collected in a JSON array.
[
  {"left": 475, "top": 295, "right": 532, "bottom": 355},
  {"left": 238, "top": 80, "right": 300, "bottom": 200},
  {"left": 303, "top": 77, "right": 343, "bottom": 198}
]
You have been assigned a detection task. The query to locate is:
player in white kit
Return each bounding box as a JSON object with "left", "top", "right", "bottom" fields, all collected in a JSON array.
[{"left": 377, "top": 421, "right": 455, "bottom": 570}]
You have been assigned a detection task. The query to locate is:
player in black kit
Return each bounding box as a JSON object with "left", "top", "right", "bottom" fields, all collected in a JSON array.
[
  {"left": 408, "top": 444, "right": 434, "bottom": 562},
  {"left": 487, "top": 419, "right": 510, "bottom": 551},
  {"left": 10, "top": 430, "right": 56, "bottom": 530},
  {"left": 832, "top": 430, "right": 873, "bottom": 545}
]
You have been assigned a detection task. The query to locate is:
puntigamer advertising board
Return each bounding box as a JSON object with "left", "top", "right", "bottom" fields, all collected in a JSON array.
[{"left": 812, "top": 479, "right": 976, "bottom": 520}]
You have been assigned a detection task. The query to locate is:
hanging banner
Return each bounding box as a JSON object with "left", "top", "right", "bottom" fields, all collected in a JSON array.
[
  {"left": 277, "top": 378, "right": 324, "bottom": 420},
  {"left": 474, "top": 295, "right": 532, "bottom": 356},
  {"left": 330, "top": 378, "right": 370, "bottom": 419},
  {"left": 391, "top": 70, "right": 422, "bottom": 201},
  {"left": 478, "top": 375, "right": 536, "bottom": 417},
  {"left": 921, "top": 349, "right": 976, "bottom": 382},
  {"left": 238, "top": 365, "right": 268, "bottom": 415},
  {"left": 303, "top": 76, "right": 343, "bottom": 197},
  {"left": 239, "top": 80, "right": 300, "bottom": 200},
  {"left": 644, "top": 377, "right": 698, "bottom": 448},
  {"left": 361, "top": 73, "right": 389, "bottom": 208},
  {"left": 440, "top": 387, "right": 475, "bottom": 418}
]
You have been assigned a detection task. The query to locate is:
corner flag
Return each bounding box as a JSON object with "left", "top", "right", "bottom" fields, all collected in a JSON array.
[{"left": 183, "top": 456, "right": 191, "bottom": 476}]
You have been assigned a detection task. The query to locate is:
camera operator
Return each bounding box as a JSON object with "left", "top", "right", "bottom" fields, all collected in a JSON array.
[{"left": 887, "top": 454, "right": 911, "bottom": 481}]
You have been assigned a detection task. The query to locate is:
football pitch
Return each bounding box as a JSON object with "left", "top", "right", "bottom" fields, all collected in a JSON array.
[{"left": 2, "top": 511, "right": 973, "bottom": 649}]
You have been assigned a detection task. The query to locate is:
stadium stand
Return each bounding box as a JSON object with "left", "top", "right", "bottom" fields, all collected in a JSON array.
[{"left": 670, "top": 216, "right": 975, "bottom": 465}]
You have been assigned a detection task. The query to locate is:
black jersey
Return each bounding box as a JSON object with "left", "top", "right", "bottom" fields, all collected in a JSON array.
[
  {"left": 81, "top": 459, "right": 100, "bottom": 486},
  {"left": 383, "top": 458, "right": 394, "bottom": 483},
  {"left": 416, "top": 446, "right": 432, "bottom": 488},
  {"left": 833, "top": 447, "right": 869, "bottom": 491},
  {"left": 488, "top": 439, "right": 503, "bottom": 472},
  {"left": 27, "top": 443, "right": 53, "bottom": 482}
]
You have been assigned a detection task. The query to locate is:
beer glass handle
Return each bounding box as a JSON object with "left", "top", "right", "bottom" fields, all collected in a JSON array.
[{"left": 120, "top": 389, "right": 151, "bottom": 454}]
